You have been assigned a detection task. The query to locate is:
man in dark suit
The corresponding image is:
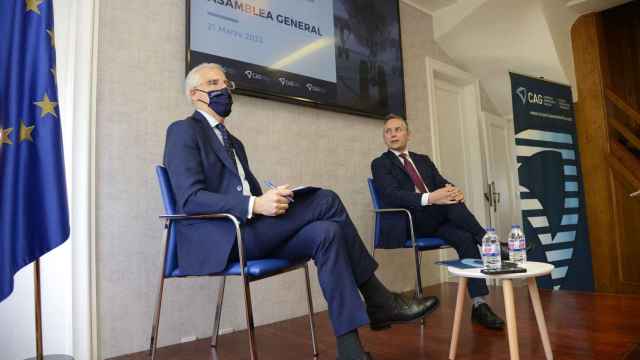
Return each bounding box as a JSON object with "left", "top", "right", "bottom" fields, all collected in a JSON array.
[
  {"left": 163, "top": 64, "right": 439, "bottom": 360},
  {"left": 371, "top": 114, "right": 504, "bottom": 330}
]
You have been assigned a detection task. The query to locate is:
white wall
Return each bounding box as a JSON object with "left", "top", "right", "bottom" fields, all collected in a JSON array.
[{"left": 0, "top": 244, "right": 73, "bottom": 359}]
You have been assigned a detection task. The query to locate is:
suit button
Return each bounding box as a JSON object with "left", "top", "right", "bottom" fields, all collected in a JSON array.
[{"left": 236, "top": 185, "right": 242, "bottom": 192}]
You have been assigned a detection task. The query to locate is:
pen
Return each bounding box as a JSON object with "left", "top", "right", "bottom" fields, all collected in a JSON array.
[{"left": 264, "top": 180, "right": 294, "bottom": 203}]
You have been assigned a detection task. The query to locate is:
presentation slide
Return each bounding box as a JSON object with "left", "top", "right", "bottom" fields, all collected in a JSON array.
[
  {"left": 191, "top": 0, "right": 336, "bottom": 83},
  {"left": 188, "top": 0, "right": 406, "bottom": 118}
]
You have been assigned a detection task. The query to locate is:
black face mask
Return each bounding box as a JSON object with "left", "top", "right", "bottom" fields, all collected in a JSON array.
[{"left": 197, "top": 87, "right": 233, "bottom": 118}]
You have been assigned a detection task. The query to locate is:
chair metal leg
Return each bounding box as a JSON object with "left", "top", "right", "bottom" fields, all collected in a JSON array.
[
  {"left": 370, "top": 216, "right": 377, "bottom": 259},
  {"left": 241, "top": 276, "right": 258, "bottom": 360},
  {"left": 416, "top": 251, "right": 425, "bottom": 325},
  {"left": 149, "top": 275, "right": 166, "bottom": 360},
  {"left": 303, "top": 264, "right": 319, "bottom": 357},
  {"left": 150, "top": 223, "right": 169, "bottom": 360},
  {"left": 211, "top": 276, "right": 226, "bottom": 348},
  {"left": 414, "top": 248, "right": 424, "bottom": 298}
]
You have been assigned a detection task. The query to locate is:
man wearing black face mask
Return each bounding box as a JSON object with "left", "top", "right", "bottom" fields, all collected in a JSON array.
[{"left": 163, "top": 63, "right": 439, "bottom": 360}]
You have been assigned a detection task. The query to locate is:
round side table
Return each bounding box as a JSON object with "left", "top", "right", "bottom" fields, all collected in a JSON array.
[{"left": 447, "top": 261, "right": 554, "bottom": 360}]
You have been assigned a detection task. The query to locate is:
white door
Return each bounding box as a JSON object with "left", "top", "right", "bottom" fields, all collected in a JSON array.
[
  {"left": 433, "top": 80, "right": 468, "bottom": 189},
  {"left": 482, "top": 113, "right": 520, "bottom": 238},
  {"left": 432, "top": 78, "right": 485, "bottom": 218}
]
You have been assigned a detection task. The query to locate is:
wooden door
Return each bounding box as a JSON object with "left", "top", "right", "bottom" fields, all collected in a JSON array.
[{"left": 572, "top": 2, "right": 640, "bottom": 294}]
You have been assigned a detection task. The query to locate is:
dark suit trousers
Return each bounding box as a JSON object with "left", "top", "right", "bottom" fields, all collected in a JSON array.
[
  {"left": 414, "top": 203, "right": 489, "bottom": 298},
  {"left": 228, "top": 189, "right": 378, "bottom": 336}
]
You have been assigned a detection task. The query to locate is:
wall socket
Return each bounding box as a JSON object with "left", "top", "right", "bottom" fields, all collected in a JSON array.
[
  {"left": 180, "top": 335, "right": 197, "bottom": 343},
  {"left": 179, "top": 328, "right": 234, "bottom": 344},
  {"left": 219, "top": 327, "right": 235, "bottom": 335}
]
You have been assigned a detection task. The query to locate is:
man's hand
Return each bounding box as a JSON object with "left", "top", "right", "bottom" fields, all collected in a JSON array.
[
  {"left": 253, "top": 185, "right": 293, "bottom": 216},
  {"left": 451, "top": 185, "right": 465, "bottom": 202},
  {"left": 429, "top": 184, "right": 463, "bottom": 205}
]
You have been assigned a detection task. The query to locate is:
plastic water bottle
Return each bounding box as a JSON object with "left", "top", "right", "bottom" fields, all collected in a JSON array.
[
  {"left": 508, "top": 225, "right": 527, "bottom": 265},
  {"left": 481, "top": 228, "right": 501, "bottom": 269}
]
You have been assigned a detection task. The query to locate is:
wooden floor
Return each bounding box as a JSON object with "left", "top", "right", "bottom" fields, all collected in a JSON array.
[{"left": 111, "top": 283, "right": 640, "bottom": 360}]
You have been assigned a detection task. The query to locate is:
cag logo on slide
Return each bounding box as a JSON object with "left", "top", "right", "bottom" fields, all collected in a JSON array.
[
  {"left": 278, "top": 77, "right": 300, "bottom": 88},
  {"left": 306, "top": 83, "right": 326, "bottom": 93},
  {"left": 516, "top": 87, "right": 543, "bottom": 105},
  {"left": 244, "top": 70, "right": 269, "bottom": 81}
]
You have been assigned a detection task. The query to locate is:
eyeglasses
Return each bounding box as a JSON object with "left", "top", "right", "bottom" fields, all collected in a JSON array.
[{"left": 200, "top": 79, "right": 236, "bottom": 90}]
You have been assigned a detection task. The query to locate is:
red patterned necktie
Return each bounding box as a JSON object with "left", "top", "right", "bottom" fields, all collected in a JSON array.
[{"left": 399, "top": 153, "right": 428, "bottom": 193}]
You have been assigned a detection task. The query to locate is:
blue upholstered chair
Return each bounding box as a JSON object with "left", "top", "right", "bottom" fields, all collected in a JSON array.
[
  {"left": 367, "top": 178, "right": 449, "bottom": 298},
  {"left": 149, "top": 166, "right": 318, "bottom": 360}
]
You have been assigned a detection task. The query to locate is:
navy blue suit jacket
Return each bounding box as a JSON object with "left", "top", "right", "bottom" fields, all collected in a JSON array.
[
  {"left": 370, "top": 150, "right": 449, "bottom": 248},
  {"left": 163, "top": 111, "right": 262, "bottom": 275}
]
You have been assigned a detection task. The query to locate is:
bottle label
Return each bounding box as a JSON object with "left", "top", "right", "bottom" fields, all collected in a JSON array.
[
  {"left": 509, "top": 237, "right": 525, "bottom": 251},
  {"left": 483, "top": 243, "right": 498, "bottom": 257}
]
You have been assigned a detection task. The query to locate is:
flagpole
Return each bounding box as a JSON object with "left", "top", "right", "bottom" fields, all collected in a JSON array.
[
  {"left": 25, "top": 260, "right": 74, "bottom": 360},
  {"left": 34, "top": 259, "right": 43, "bottom": 360}
]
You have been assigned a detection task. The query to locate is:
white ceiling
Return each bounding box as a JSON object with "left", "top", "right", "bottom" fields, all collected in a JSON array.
[{"left": 421, "top": 0, "right": 632, "bottom": 116}]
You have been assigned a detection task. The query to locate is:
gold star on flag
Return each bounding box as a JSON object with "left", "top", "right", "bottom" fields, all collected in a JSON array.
[
  {"left": 19, "top": 121, "right": 35, "bottom": 142},
  {"left": 47, "top": 29, "right": 55, "bottom": 48},
  {"left": 0, "top": 128, "right": 14, "bottom": 145},
  {"left": 25, "top": 0, "right": 44, "bottom": 14},
  {"left": 34, "top": 93, "right": 58, "bottom": 118}
]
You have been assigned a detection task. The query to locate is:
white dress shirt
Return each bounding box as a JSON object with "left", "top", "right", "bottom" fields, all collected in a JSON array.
[
  {"left": 390, "top": 148, "right": 431, "bottom": 206},
  {"left": 198, "top": 110, "right": 255, "bottom": 218}
]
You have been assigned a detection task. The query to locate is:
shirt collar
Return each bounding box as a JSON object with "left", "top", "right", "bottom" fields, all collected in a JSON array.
[
  {"left": 197, "top": 109, "right": 221, "bottom": 128},
  {"left": 390, "top": 148, "right": 410, "bottom": 158}
]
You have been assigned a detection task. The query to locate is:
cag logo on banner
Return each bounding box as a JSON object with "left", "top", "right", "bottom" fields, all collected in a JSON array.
[{"left": 516, "top": 87, "right": 543, "bottom": 105}]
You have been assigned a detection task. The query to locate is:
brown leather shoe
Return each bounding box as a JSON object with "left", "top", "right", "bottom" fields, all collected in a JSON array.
[{"left": 367, "top": 293, "right": 439, "bottom": 331}]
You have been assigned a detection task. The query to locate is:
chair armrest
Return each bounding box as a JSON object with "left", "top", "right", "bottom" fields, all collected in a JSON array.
[
  {"left": 371, "top": 208, "right": 411, "bottom": 216},
  {"left": 158, "top": 213, "right": 251, "bottom": 276},
  {"left": 159, "top": 213, "right": 239, "bottom": 221},
  {"left": 370, "top": 208, "right": 418, "bottom": 248}
]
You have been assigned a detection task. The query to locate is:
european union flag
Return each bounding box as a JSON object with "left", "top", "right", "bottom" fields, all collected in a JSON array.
[{"left": 0, "top": 0, "right": 70, "bottom": 302}]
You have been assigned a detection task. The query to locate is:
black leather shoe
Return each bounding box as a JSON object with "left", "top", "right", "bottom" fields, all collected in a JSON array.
[
  {"left": 337, "top": 352, "right": 372, "bottom": 360},
  {"left": 471, "top": 303, "right": 504, "bottom": 330},
  {"left": 367, "top": 293, "right": 439, "bottom": 331}
]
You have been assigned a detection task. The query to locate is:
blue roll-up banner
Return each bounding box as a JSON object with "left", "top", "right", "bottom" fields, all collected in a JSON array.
[{"left": 510, "top": 72, "right": 594, "bottom": 291}]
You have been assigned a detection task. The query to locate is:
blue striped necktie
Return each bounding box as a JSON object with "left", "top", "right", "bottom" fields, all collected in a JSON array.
[{"left": 216, "top": 123, "right": 237, "bottom": 168}]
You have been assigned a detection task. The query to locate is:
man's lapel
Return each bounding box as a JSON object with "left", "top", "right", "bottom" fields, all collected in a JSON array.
[
  {"left": 384, "top": 150, "right": 406, "bottom": 174},
  {"left": 192, "top": 111, "right": 239, "bottom": 175}
]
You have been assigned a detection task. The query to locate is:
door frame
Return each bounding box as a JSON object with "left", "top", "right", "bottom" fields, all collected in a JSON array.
[{"left": 425, "top": 57, "right": 487, "bottom": 281}]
